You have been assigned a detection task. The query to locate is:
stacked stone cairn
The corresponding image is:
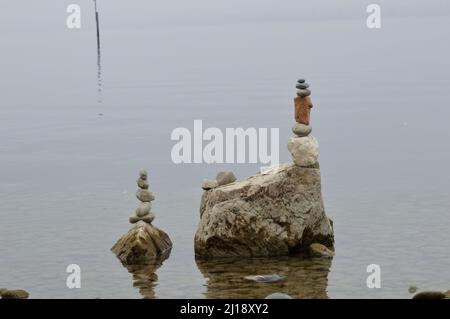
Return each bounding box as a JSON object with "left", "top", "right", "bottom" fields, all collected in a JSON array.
[
  {"left": 112, "top": 169, "right": 172, "bottom": 265},
  {"left": 130, "top": 170, "right": 155, "bottom": 224},
  {"left": 287, "top": 78, "right": 320, "bottom": 167}
]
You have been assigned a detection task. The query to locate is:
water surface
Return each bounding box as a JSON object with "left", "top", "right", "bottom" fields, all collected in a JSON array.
[{"left": 1, "top": 1, "right": 449, "bottom": 298}]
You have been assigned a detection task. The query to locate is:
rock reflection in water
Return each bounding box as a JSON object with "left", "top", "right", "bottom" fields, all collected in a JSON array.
[
  {"left": 121, "top": 251, "right": 170, "bottom": 299},
  {"left": 196, "top": 255, "right": 332, "bottom": 299}
]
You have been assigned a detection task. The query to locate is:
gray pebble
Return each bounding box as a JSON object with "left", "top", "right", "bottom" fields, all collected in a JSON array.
[
  {"left": 296, "top": 83, "right": 309, "bottom": 89},
  {"left": 137, "top": 178, "right": 149, "bottom": 190},
  {"left": 292, "top": 123, "right": 312, "bottom": 137},
  {"left": 136, "top": 189, "right": 155, "bottom": 202},
  {"left": 297, "top": 79, "right": 305, "bottom": 83},
  {"left": 244, "top": 274, "right": 286, "bottom": 283},
  {"left": 297, "top": 89, "right": 311, "bottom": 97},
  {"left": 216, "top": 171, "right": 237, "bottom": 186},
  {"left": 408, "top": 286, "right": 418, "bottom": 294},
  {"left": 130, "top": 212, "right": 155, "bottom": 224},
  {"left": 139, "top": 169, "right": 148, "bottom": 180},
  {"left": 136, "top": 202, "right": 151, "bottom": 217}
]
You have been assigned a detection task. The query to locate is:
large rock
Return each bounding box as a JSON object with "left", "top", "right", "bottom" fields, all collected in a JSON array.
[
  {"left": 112, "top": 221, "right": 172, "bottom": 265},
  {"left": 195, "top": 163, "right": 334, "bottom": 257},
  {"left": 287, "top": 135, "right": 319, "bottom": 167}
]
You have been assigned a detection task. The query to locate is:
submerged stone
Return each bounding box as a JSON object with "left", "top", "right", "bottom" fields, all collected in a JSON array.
[
  {"left": 265, "top": 292, "right": 293, "bottom": 299},
  {"left": 112, "top": 221, "right": 172, "bottom": 265},
  {"left": 244, "top": 274, "right": 286, "bottom": 283}
]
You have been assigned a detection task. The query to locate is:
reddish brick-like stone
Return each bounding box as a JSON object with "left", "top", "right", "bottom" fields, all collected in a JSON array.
[{"left": 294, "top": 96, "right": 313, "bottom": 125}]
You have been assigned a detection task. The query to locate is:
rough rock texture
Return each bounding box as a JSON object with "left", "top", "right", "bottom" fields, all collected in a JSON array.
[
  {"left": 294, "top": 96, "right": 312, "bottom": 125},
  {"left": 202, "top": 179, "right": 219, "bottom": 190},
  {"left": 287, "top": 136, "right": 319, "bottom": 167},
  {"left": 195, "top": 163, "right": 334, "bottom": 257},
  {"left": 1, "top": 289, "right": 29, "bottom": 299},
  {"left": 309, "top": 243, "right": 335, "bottom": 258},
  {"left": 112, "top": 221, "right": 172, "bottom": 265}
]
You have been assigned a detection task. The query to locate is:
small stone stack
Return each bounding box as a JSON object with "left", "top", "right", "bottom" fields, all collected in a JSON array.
[
  {"left": 287, "top": 78, "right": 319, "bottom": 167},
  {"left": 130, "top": 170, "right": 155, "bottom": 224},
  {"left": 112, "top": 170, "right": 172, "bottom": 265},
  {"left": 201, "top": 171, "right": 237, "bottom": 191}
]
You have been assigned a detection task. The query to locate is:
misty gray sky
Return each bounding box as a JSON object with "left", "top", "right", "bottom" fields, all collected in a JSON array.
[{"left": 2, "top": 0, "right": 449, "bottom": 29}]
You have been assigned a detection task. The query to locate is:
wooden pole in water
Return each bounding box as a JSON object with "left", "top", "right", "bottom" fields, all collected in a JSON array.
[{"left": 94, "top": 0, "right": 100, "bottom": 51}]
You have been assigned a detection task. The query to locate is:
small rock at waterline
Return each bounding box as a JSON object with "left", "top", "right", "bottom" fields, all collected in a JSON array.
[
  {"left": 297, "top": 79, "right": 305, "bottom": 83},
  {"left": 216, "top": 171, "right": 237, "bottom": 186},
  {"left": 296, "top": 83, "right": 309, "bottom": 89},
  {"left": 292, "top": 123, "right": 312, "bottom": 137},
  {"left": 1, "top": 289, "right": 30, "bottom": 299},
  {"left": 139, "top": 169, "right": 148, "bottom": 180},
  {"left": 136, "top": 202, "right": 152, "bottom": 217},
  {"left": 408, "top": 286, "right": 418, "bottom": 294},
  {"left": 137, "top": 178, "right": 149, "bottom": 190},
  {"left": 244, "top": 274, "right": 286, "bottom": 283},
  {"left": 265, "top": 293, "right": 293, "bottom": 299},
  {"left": 309, "top": 243, "right": 335, "bottom": 258},
  {"left": 136, "top": 189, "right": 155, "bottom": 202},
  {"left": 412, "top": 291, "right": 446, "bottom": 299},
  {"left": 202, "top": 179, "right": 218, "bottom": 190},
  {"left": 297, "top": 89, "right": 311, "bottom": 97}
]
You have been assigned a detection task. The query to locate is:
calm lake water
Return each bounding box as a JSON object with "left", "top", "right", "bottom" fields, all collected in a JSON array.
[{"left": 1, "top": 1, "right": 449, "bottom": 298}]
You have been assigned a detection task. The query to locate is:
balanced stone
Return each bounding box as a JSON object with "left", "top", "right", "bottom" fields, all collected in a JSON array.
[
  {"left": 292, "top": 123, "right": 312, "bottom": 137},
  {"left": 139, "top": 169, "right": 148, "bottom": 180},
  {"left": 294, "top": 96, "right": 312, "bottom": 125},
  {"left": 297, "top": 88, "right": 311, "bottom": 97},
  {"left": 298, "top": 79, "right": 305, "bottom": 83},
  {"left": 296, "top": 83, "right": 309, "bottom": 89},
  {"left": 136, "top": 202, "right": 152, "bottom": 217},
  {"left": 130, "top": 212, "right": 155, "bottom": 224},
  {"left": 216, "top": 171, "right": 237, "bottom": 186},
  {"left": 137, "top": 178, "right": 149, "bottom": 190},
  {"left": 112, "top": 221, "right": 172, "bottom": 265},
  {"left": 136, "top": 189, "right": 155, "bottom": 202},
  {"left": 287, "top": 135, "right": 319, "bottom": 167},
  {"left": 202, "top": 179, "right": 218, "bottom": 190}
]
